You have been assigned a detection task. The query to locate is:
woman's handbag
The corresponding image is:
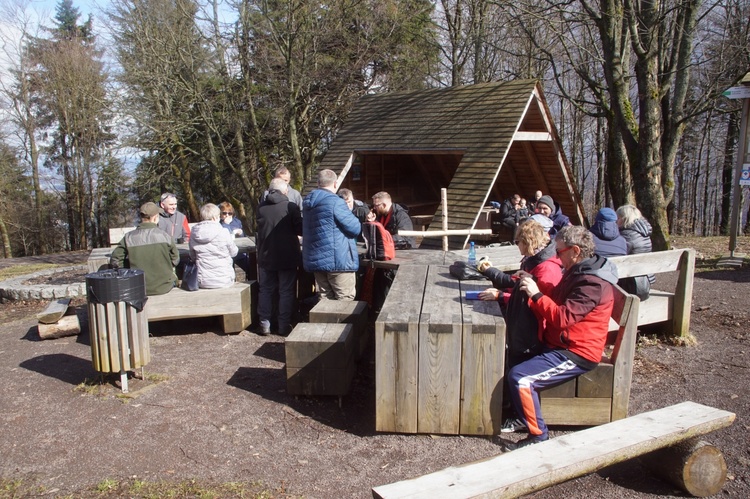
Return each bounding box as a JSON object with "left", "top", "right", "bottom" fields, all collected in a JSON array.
[{"left": 181, "top": 259, "right": 199, "bottom": 291}]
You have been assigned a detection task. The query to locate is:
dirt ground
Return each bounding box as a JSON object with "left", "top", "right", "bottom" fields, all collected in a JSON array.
[{"left": 0, "top": 238, "right": 749, "bottom": 498}]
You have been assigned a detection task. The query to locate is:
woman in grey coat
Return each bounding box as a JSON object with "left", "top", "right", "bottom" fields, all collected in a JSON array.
[
  {"left": 189, "top": 203, "right": 239, "bottom": 289},
  {"left": 616, "top": 204, "right": 655, "bottom": 299}
]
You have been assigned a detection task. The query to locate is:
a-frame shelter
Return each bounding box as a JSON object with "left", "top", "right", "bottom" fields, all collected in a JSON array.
[{"left": 316, "top": 80, "right": 586, "bottom": 249}]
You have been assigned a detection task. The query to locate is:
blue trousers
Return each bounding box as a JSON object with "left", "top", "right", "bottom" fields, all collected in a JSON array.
[
  {"left": 258, "top": 267, "right": 297, "bottom": 334},
  {"left": 507, "top": 349, "right": 590, "bottom": 438}
]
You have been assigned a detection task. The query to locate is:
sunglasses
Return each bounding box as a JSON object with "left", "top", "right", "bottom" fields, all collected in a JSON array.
[
  {"left": 221, "top": 211, "right": 232, "bottom": 216},
  {"left": 556, "top": 245, "right": 575, "bottom": 256}
]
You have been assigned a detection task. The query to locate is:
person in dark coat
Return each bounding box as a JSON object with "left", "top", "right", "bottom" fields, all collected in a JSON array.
[
  {"left": 534, "top": 195, "right": 571, "bottom": 238},
  {"left": 368, "top": 191, "right": 414, "bottom": 249},
  {"left": 500, "top": 194, "right": 522, "bottom": 230},
  {"left": 337, "top": 188, "right": 370, "bottom": 224},
  {"left": 589, "top": 207, "right": 628, "bottom": 258},
  {"left": 616, "top": 204, "right": 655, "bottom": 300},
  {"left": 257, "top": 178, "right": 303, "bottom": 335}
]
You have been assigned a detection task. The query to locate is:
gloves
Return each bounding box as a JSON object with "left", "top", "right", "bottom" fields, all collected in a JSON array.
[{"left": 477, "top": 256, "right": 492, "bottom": 272}]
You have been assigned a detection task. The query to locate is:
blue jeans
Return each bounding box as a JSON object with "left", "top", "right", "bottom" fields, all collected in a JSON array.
[
  {"left": 258, "top": 267, "right": 297, "bottom": 334},
  {"left": 507, "top": 349, "right": 590, "bottom": 438}
]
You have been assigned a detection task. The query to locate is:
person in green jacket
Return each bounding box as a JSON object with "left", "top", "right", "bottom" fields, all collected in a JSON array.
[{"left": 110, "top": 202, "right": 180, "bottom": 295}]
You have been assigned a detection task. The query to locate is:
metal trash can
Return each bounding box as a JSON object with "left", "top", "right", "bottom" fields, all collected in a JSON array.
[{"left": 86, "top": 269, "right": 150, "bottom": 391}]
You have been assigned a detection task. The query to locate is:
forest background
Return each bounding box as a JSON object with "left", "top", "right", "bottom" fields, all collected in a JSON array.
[{"left": 0, "top": 0, "right": 748, "bottom": 258}]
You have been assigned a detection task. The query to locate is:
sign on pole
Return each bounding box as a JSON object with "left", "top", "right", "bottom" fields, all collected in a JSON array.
[
  {"left": 723, "top": 86, "right": 750, "bottom": 100},
  {"left": 741, "top": 164, "right": 750, "bottom": 186}
]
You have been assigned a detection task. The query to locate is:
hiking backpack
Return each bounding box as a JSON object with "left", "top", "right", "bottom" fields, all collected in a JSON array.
[{"left": 363, "top": 221, "right": 395, "bottom": 261}]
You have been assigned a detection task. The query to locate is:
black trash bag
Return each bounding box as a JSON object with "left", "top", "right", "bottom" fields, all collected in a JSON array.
[
  {"left": 85, "top": 268, "right": 148, "bottom": 311},
  {"left": 449, "top": 261, "right": 487, "bottom": 281}
]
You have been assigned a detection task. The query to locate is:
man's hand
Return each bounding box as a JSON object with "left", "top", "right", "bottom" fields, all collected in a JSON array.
[{"left": 519, "top": 276, "right": 540, "bottom": 297}]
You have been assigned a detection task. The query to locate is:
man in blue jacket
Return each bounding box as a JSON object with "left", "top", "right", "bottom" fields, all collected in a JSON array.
[{"left": 303, "top": 169, "right": 362, "bottom": 300}]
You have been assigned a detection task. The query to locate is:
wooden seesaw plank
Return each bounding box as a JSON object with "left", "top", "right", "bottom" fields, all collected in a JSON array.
[{"left": 372, "top": 401, "right": 735, "bottom": 499}]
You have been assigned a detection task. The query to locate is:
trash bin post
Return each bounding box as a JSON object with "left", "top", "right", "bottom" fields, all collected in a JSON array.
[{"left": 85, "top": 269, "right": 150, "bottom": 393}]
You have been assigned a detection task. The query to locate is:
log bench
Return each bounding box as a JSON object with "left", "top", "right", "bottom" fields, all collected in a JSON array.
[
  {"left": 308, "top": 300, "right": 369, "bottom": 358},
  {"left": 285, "top": 322, "right": 356, "bottom": 397},
  {"left": 372, "top": 401, "right": 736, "bottom": 498},
  {"left": 144, "top": 282, "right": 253, "bottom": 334}
]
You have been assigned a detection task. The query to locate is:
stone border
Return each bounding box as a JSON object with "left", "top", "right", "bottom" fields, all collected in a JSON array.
[{"left": 0, "top": 265, "right": 87, "bottom": 302}]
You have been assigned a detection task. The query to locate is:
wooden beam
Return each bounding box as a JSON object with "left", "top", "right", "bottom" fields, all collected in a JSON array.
[
  {"left": 520, "top": 141, "right": 550, "bottom": 194},
  {"left": 513, "top": 131, "right": 552, "bottom": 141},
  {"left": 399, "top": 229, "right": 493, "bottom": 237}
]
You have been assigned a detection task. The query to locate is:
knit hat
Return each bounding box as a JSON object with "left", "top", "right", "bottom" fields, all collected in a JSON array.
[
  {"left": 139, "top": 202, "right": 160, "bottom": 218},
  {"left": 536, "top": 195, "right": 554, "bottom": 211},
  {"left": 595, "top": 207, "right": 618, "bottom": 222},
  {"left": 530, "top": 214, "right": 554, "bottom": 233}
]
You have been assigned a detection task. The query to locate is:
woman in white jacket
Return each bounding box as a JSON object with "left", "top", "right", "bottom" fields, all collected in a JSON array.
[{"left": 189, "top": 203, "right": 239, "bottom": 289}]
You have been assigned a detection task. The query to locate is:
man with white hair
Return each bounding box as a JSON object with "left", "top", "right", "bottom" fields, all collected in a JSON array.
[{"left": 158, "top": 192, "right": 191, "bottom": 243}]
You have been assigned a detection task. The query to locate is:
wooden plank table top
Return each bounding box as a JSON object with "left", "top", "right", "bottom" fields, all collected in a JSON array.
[{"left": 376, "top": 264, "right": 505, "bottom": 436}]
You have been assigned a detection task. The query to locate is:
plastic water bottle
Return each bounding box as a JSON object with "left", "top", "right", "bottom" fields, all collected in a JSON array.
[{"left": 468, "top": 241, "right": 477, "bottom": 268}]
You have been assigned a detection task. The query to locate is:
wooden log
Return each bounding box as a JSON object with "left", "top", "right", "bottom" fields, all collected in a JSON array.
[
  {"left": 398, "top": 229, "right": 493, "bottom": 237},
  {"left": 642, "top": 439, "right": 727, "bottom": 497},
  {"left": 37, "top": 298, "right": 72, "bottom": 324},
  {"left": 37, "top": 314, "right": 81, "bottom": 340}
]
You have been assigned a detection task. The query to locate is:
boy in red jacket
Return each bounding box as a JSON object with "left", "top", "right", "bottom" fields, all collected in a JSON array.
[{"left": 505, "top": 225, "right": 618, "bottom": 450}]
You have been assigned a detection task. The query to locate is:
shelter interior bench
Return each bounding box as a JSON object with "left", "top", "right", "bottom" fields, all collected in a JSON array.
[{"left": 372, "top": 401, "right": 736, "bottom": 498}]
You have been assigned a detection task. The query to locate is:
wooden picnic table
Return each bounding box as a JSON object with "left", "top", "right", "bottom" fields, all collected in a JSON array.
[{"left": 375, "top": 264, "right": 506, "bottom": 436}]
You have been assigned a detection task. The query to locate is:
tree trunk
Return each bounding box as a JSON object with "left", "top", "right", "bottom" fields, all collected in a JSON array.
[{"left": 0, "top": 215, "right": 12, "bottom": 258}]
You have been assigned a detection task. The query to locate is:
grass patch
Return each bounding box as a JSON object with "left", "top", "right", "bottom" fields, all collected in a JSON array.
[
  {"left": 86, "top": 478, "right": 280, "bottom": 498},
  {"left": 0, "top": 478, "right": 47, "bottom": 498},
  {"left": 0, "top": 263, "right": 65, "bottom": 281},
  {"left": 0, "top": 478, "right": 283, "bottom": 499}
]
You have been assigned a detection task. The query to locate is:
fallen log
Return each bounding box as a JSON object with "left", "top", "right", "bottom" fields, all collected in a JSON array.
[{"left": 38, "top": 314, "right": 81, "bottom": 340}]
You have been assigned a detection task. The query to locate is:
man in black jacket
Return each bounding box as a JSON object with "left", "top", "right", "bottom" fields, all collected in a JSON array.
[
  {"left": 256, "top": 178, "right": 303, "bottom": 336},
  {"left": 367, "top": 191, "right": 414, "bottom": 249}
]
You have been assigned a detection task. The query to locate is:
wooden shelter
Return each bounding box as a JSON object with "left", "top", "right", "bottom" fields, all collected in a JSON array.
[{"left": 316, "top": 80, "right": 585, "bottom": 249}]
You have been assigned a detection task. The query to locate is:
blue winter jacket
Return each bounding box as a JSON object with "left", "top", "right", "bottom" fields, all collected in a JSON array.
[{"left": 302, "top": 189, "right": 362, "bottom": 272}]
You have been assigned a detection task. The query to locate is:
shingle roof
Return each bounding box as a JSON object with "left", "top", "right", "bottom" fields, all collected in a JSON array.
[{"left": 317, "top": 80, "right": 584, "bottom": 248}]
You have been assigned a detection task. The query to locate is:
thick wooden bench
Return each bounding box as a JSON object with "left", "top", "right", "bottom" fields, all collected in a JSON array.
[
  {"left": 285, "top": 322, "right": 356, "bottom": 396},
  {"left": 144, "top": 282, "right": 252, "bottom": 333},
  {"left": 541, "top": 282, "right": 639, "bottom": 425},
  {"left": 372, "top": 401, "right": 736, "bottom": 498},
  {"left": 309, "top": 300, "right": 369, "bottom": 358}
]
